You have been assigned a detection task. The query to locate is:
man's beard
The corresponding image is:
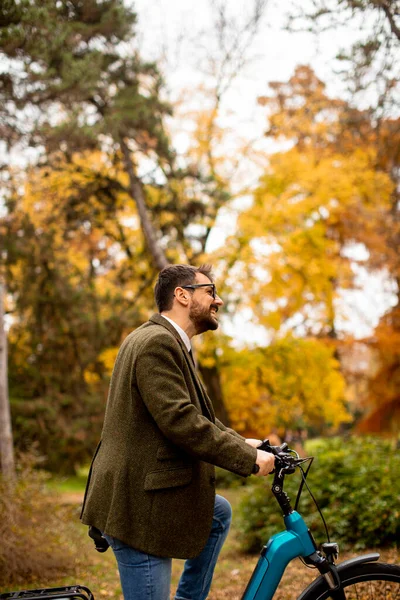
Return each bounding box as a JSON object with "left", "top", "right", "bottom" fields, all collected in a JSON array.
[{"left": 189, "top": 299, "right": 219, "bottom": 334}]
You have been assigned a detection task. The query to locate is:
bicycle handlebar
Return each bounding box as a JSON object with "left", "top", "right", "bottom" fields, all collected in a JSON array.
[
  {"left": 257, "top": 440, "right": 324, "bottom": 527},
  {"left": 257, "top": 439, "right": 306, "bottom": 475}
]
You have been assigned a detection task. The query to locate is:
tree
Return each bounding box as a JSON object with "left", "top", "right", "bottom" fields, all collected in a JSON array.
[
  {"left": 357, "top": 305, "right": 400, "bottom": 433},
  {"left": 219, "top": 336, "right": 349, "bottom": 436},
  {"left": 287, "top": 0, "right": 400, "bottom": 118},
  {"left": 286, "top": 0, "right": 400, "bottom": 432},
  {"left": 286, "top": 0, "right": 400, "bottom": 430},
  {"left": 5, "top": 152, "right": 154, "bottom": 389},
  {"left": 0, "top": 281, "right": 15, "bottom": 483},
  {"left": 226, "top": 66, "right": 393, "bottom": 338},
  {"left": 1, "top": 152, "right": 162, "bottom": 471},
  {"left": 230, "top": 65, "right": 400, "bottom": 433},
  {"left": 0, "top": 0, "right": 173, "bottom": 268},
  {"left": 0, "top": 0, "right": 229, "bottom": 443}
]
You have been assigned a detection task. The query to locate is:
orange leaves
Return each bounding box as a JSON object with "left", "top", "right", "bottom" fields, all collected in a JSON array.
[
  {"left": 358, "top": 306, "right": 400, "bottom": 434},
  {"left": 259, "top": 66, "right": 346, "bottom": 152}
]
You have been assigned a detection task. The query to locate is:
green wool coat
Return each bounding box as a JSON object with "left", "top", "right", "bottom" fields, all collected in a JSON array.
[{"left": 80, "top": 314, "right": 257, "bottom": 559}]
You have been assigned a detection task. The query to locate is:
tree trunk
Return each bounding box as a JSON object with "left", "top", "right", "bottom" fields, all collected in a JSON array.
[
  {"left": 198, "top": 362, "right": 231, "bottom": 425},
  {"left": 119, "top": 138, "right": 231, "bottom": 425},
  {"left": 0, "top": 281, "right": 16, "bottom": 484},
  {"left": 120, "top": 137, "right": 169, "bottom": 272}
]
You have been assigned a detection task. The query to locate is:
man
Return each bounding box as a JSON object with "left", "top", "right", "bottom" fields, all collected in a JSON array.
[{"left": 81, "top": 264, "right": 275, "bottom": 600}]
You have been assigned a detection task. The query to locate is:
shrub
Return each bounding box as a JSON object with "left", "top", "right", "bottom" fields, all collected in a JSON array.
[
  {"left": 11, "top": 390, "right": 105, "bottom": 474},
  {"left": 0, "top": 455, "right": 78, "bottom": 587},
  {"left": 215, "top": 466, "right": 249, "bottom": 488},
  {"left": 237, "top": 436, "right": 400, "bottom": 553}
]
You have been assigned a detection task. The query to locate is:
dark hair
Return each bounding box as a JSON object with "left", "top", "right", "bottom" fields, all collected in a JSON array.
[{"left": 154, "top": 264, "right": 214, "bottom": 312}]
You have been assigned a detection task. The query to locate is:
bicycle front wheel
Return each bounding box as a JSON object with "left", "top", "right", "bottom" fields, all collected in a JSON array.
[{"left": 304, "top": 562, "right": 400, "bottom": 600}]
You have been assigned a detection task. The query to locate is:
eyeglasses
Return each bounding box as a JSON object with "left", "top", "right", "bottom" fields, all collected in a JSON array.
[{"left": 181, "top": 284, "right": 217, "bottom": 299}]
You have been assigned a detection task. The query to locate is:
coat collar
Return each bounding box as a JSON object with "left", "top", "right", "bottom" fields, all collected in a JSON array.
[
  {"left": 159, "top": 315, "right": 191, "bottom": 352},
  {"left": 149, "top": 313, "right": 184, "bottom": 342},
  {"left": 149, "top": 313, "right": 193, "bottom": 365}
]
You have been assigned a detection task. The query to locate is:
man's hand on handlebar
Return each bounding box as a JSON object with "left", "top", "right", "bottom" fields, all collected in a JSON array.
[
  {"left": 245, "top": 438, "right": 275, "bottom": 475},
  {"left": 254, "top": 449, "right": 275, "bottom": 476}
]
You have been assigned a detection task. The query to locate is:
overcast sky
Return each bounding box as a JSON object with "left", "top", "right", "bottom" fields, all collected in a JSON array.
[{"left": 132, "top": 0, "right": 352, "bottom": 93}]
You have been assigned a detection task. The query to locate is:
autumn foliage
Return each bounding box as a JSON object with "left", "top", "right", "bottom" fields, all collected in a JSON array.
[
  {"left": 220, "top": 337, "right": 348, "bottom": 437},
  {"left": 0, "top": 2, "right": 399, "bottom": 475},
  {"left": 223, "top": 66, "right": 399, "bottom": 435}
]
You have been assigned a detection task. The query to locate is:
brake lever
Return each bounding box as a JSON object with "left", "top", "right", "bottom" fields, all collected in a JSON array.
[{"left": 278, "top": 456, "right": 312, "bottom": 476}]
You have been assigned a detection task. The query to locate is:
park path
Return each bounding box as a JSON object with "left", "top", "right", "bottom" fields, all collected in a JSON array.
[{"left": 59, "top": 492, "right": 84, "bottom": 504}]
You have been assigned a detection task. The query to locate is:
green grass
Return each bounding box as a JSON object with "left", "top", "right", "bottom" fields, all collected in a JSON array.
[
  {"left": 46, "top": 466, "right": 89, "bottom": 494},
  {"left": 46, "top": 474, "right": 87, "bottom": 493}
]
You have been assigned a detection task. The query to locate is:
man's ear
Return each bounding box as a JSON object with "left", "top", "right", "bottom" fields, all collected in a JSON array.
[{"left": 174, "top": 287, "right": 190, "bottom": 306}]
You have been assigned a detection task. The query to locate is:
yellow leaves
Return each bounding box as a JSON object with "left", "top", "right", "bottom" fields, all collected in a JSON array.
[
  {"left": 229, "top": 142, "right": 393, "bottom": 333},
  {"left": 190, "top": 108, "right": 219, "bottom": 158},
  {"left": 264, "top": 311, "right": 282, "bottom": 331},
  {"left": 83, "top": 370, "right": 100, "bottom": 385},
  {"left": 220, "top": 336, "right": 350, "bottom": 436},
  {"left": 16, "top": 150, "right": 150, "bottom": 302},
  {"left": 251, "top": 148, "right": 392, "bottom": 233},
  {"left": 24, "top": 150, "right": 134, "bottom": 232},
  {"left": 98, "top": 347, "right": 119, "bottom": 376},
  {"left": 198, "top": 355, "right": 217, "bottom": 369}
]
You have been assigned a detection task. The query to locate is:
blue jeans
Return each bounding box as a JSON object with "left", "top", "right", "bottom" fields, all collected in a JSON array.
[{"left": 103, "top": 494, "right": 232, "bottom": 600}]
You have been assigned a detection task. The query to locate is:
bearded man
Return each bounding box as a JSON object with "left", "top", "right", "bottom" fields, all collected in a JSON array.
[{"left": 81, "top": 264, "right": 275, "bottom": 600}]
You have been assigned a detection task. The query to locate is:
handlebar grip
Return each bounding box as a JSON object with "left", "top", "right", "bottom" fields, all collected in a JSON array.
[{"left": 257, "top": 440, "right": 296, "bottom": 474}]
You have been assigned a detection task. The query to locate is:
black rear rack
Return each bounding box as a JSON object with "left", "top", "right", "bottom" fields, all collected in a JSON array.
[{"left": 0, "top": 586, "right": 94, "bottom": 600}]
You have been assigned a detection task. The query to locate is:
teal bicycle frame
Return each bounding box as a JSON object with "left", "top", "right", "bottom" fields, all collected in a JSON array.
[{"left": 242, "top": 510, "right": 316, "bottom": 600}]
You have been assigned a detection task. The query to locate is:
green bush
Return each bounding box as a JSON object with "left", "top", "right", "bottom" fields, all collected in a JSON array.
[
  {"left": 11, "top": 391, "right": 105, "bottom": 474},
  {"left": 237, "top": 436, "right": 400, "bottom": 553},
  {"left": 215, "top": 466, "right": 249, "bottom": 488}
]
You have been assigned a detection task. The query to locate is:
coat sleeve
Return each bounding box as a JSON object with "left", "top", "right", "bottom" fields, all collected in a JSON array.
[
  {"left": 135, "top": 334, "right": 256, "bottom": 477},
  {"left": 215, "top": 417, "right": 246, "bottom": 440}
]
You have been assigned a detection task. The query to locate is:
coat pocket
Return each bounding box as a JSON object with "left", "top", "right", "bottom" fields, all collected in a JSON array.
[{"left": 144, "top": 466, "right": 192, "bottom": 491}]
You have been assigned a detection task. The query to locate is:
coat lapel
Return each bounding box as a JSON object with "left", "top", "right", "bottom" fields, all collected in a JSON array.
[{"left": 148, "top": 314, "right": 215, "bottom": 421}]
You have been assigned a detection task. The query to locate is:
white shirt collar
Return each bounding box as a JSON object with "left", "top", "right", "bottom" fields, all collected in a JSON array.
[{"left": 160, "top": 315, "right": 192, "bottom": 353}]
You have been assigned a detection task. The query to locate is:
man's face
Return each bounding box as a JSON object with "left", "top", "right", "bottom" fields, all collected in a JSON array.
[{"left": 188, "top": 273, "right": 224, "bottom": 334}]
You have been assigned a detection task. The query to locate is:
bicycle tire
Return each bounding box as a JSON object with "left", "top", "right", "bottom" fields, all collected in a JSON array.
[{"left": 302, "top": 561, "right": 400, "bottom": 600}]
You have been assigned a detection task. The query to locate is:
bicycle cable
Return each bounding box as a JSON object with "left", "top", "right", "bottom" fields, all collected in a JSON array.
[
  {"left": 295, "top": 459, "right": 331, "bottom": 544},
  {"left": 294, "top": 457, "right": 313, "bottom": 511},
  {"left": 290, "top": 458, "right": 331, "bottom": 569}
]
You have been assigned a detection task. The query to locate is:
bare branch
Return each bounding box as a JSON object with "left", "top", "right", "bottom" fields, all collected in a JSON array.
[
  {"left": 378, "top": 0, "right": 400, "bottom": 40},
  {"left": 120, "top": 137, "right": 169, "bottom": 271}
]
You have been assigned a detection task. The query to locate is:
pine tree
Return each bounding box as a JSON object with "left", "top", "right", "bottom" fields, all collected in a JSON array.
[{"left": 0, "top": 0, "right": 172, "bottom": 268}]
